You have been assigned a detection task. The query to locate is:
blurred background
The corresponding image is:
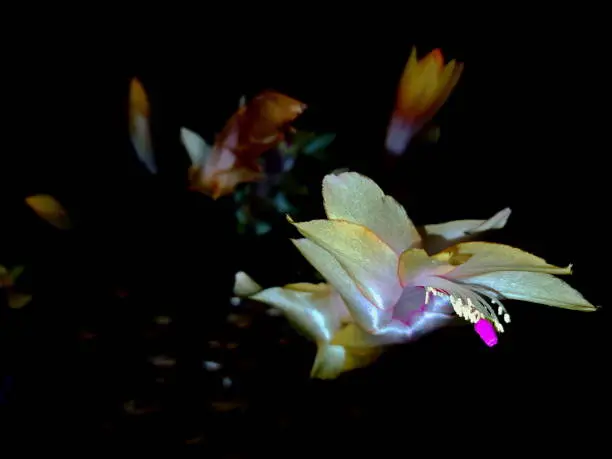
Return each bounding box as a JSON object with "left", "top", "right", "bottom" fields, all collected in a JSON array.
[{"left": 1, "top": 29, "right": 606, "bottom": 454}]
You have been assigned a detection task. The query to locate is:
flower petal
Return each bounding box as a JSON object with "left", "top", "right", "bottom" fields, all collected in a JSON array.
[
  {"left": 311, "top": 343, "right": 382, "bottom": 380},
  {"left": 291, "top": 238, "right": 394, "bottom": 332},
  {"left": 290, "top": 219, "right": 402, "bottom": 310},
  {"left": 250, "top": 284, "right": 348, "bottom": 343},
  {"left": 467, "top": 271, "right": 598, "bottom": 311},
  {"left": 180, "top": 127, "right": 213, "bottom": 167},
  {"left": 436, "top": 242, "right": 572, "bottom": 279},
  {"left": 420, "top": 208, "right": 511, "bottom": 254},
  {"left": 8, "top": 293, "right": 32, "bottom": 309},
  {"left": 322, "top": 172, "right": 420, "bottom": 254},
  {"left": 233, "top": 272, "right": 262, "bottom": 297},
  {"left": 25, "top": 195, "right": 72, "bottom": 230},
  {"left": 398, "top": 248, "right": 450, "bottom": 287}
]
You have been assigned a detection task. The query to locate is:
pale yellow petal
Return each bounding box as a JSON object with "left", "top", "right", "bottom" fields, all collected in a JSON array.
[
  {"left": 285, "top": 283, "right": 331, "bottom": 293},
  {"left": 25, "top": 195, "right": 72, "bottom": 230},
  {"left": 291, "top": 238, "right": 394, "bottom": 332},
  {"left": 436, "top": 242, "right": 572, "bottom": 279},
  {"left": 311, "top": 344, "right": 347, "bottom": 379},
  {"left": 312, "top": 334, "right": 384, "bottom": 379},
  {"left": 467, "top": 271, "right": 597, "bottom": 311},
  {"left": 421, "top": 208, "right": 511, "bottom": 254},
  {"left": 233, "top": 271, "right": 262, "bottom": 297},
  {"left": 398, "top": 248, "right": 450, "bottom": 287},
  {"left": 290, "top": 218, "right": 402, "bottom": 310},
  {"left": 322, "top": 172, "right": 420, "bottom": 253},
  {"left": 250, "top": 285, "right": 347, "bottom": 343}
]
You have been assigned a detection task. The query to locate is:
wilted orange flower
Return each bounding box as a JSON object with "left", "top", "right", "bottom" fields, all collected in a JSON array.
[
  {"left": 182, "top": 91, "right": 306, "bottom": 199},
  {"left": 386, "top": 47, "right": 463, "bottom": 155}
]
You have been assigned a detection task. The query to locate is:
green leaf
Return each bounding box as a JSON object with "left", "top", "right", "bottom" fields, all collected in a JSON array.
[{"left": 303, "top": 133, "right": 336, "bottom": 155}]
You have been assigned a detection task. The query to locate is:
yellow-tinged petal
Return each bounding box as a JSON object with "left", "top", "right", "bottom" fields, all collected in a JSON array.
[
  {"left": 291, "top": 238, "right": 394, "bottom": 333},
  {"left": 322, "top": 172, "right": 420, "bottom": 253},
  {"left": 25, "top": 195, "right": 72, "bottom": 230},
  {"left": 398, "top": 248, "right": 451, "bottom": 287},
  {"left": 8, "top": 292, "right": 32, "bottom": 309},
  {"left": 233, "top": 271, "right": 262, "bottom": 297},
  {"left": 284, "top": 282, "right": 331, "bottom": 293},
  {"left": 420, "top": 208, "right": 511, "bottom": 254},
  {"left": 250, "top": 284, "right": 348, "bottom": 343},
  {"left": 289, "top": 218, "right": 402, "bottom": 310},
  {"left": 311, "top": 342, "right": 383, "bottom": 379},
  {"left": 436, "top": 242, "right": 572, "bottom": 279},
  {"left": 467, "top": 271, "right": 597, "bottom": 311}
]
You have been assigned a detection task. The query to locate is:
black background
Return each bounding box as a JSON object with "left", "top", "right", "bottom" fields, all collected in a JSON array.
[{"left": 1, "top": 26, "right": 606, "bottom": 454}]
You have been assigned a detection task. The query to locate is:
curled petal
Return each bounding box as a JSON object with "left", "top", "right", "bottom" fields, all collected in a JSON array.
[
  {"left": 311, "top": 344, "right": 382, "bottom": 380},
  {"left": 250, "top": 284, "right": 348, "bottom": 343},
  {"left": 291, "top": 238, "right": 394, "bottom": 332},
  {"left": 290, "top": 219, "right": 402, "bottom": 310},
  {"left": 25, "top": 195, "right": 72, "bottom": 230},
  {"left": 398, "top": 248, "right": 451, "bottom": 287},
  {"left": 322, "top": 172, "right": 420, "bottom": 253},
  {"left": 467, "top": 271, "right": 597, "bottom": 311},
  {"left": 233, "top": 271, "right": 262, "bottom": 297},
  {"left": 420, "top": 208, "right": 511, "bottom": 254},
  {"left": 436, "top": 242, "right": 572, "bottom": 279}
]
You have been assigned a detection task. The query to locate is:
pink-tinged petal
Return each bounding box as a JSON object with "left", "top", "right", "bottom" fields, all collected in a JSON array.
[
  {"left": 290, "top": 219, "right": 402, "bottom": 310},
  {"left": 385, "top": 116, "right": 418, "bottom": 155},
  {"left": 474, "top": 319, "right": 498, "bottom": 347},
  {"left": 322, "top": 172, "right": 421, "bottom": 254},
  {"left": 420, "top": 208, "right": 511, "bottom": 254}
]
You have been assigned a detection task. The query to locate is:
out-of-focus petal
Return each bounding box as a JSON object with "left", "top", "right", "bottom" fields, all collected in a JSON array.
[
  {"left": 467, "top": 271, "right": 598, "bottom": 311},
  {"left": 322, "top": 172, "right": 420, "bottom": 253},
  {"left": 250, "top": 284, "right": 347, "bottom": 343},
  {"left": 290, "top": 218, "right": 402, "bottom": 310},
  {"left": 25, "top": 195, "right": 72, "bottom": 230},
  {"left": 233, "top": 271, "right": 262, "bottom": 297},
  {"left": 291, "top": 238, "right": 394, "bottom": 332},
  {"left": 180, "top": 127, "right": 213, "bottom": 167},
  {"left": 436, "top": 242, "right": 572, "bottom": 279},
  {"left": 420, "top": 208, "right": 511, "bottom": 254},
  {"left": 129, "top": 78, "right": 156, "bottom": 174},
  {"left": 211, "top": 168, "right": 263, "bottom": 199},
  {"left": 8, "top": 293, "right": 32, "bottom": 309}
]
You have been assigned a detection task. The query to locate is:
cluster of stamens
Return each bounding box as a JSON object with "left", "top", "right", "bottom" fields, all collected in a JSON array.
[{"left": 424, "top": 286, "right": 511, "bottom": 333}]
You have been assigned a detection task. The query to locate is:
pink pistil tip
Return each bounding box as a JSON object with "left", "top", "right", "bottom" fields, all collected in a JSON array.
[{"left": 474, "top": 319, "right": 498, "bottom": 347}]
